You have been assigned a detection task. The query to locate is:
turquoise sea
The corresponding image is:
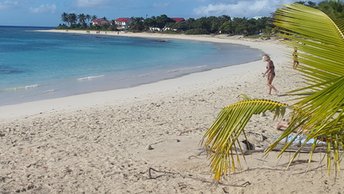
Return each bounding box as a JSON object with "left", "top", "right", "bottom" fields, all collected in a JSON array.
[{"left": 0, "top": 26, "right": 262, "bottom": 105}]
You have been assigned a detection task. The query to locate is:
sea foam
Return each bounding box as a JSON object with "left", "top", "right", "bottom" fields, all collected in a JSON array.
[
  {"left": 167, "top": 65, "right": 207, "bottom": 73},
  {"left": 2, "top": 84, "right": 40, "bottom": 92},
  {"left": 77, "top": 75, "right": 105, "bottom": 81}
]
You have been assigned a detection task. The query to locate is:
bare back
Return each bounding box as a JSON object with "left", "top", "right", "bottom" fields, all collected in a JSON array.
[{"left": 266, "top": 60, "right": 275, "bottom": 76}]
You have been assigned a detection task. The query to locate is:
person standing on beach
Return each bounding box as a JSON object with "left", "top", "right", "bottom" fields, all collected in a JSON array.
[
  {"left": 292, "top": 47, "right": 299, "bottom": 69},
  {"left": 262, "top": 54, "right": 278, "bottom": 95}
]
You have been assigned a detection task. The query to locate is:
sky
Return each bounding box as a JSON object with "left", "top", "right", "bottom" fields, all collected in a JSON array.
[{"left": 0, "top": 0, "right": 323, "bottom": 27}]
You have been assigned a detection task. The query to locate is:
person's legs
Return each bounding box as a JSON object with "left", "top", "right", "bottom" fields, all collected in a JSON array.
[
  {"left": 267, "top": 74, "right": 277, "bottom": 94},
  {"left": 293, "top": 61, "right": 299, "bottom": 69},
  {"left": 267, "top": 78, "right": 272, "bottom": 94}
]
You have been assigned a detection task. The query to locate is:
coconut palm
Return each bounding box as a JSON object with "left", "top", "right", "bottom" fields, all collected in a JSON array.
[
  {"left": 203, "top": 3, "right": 344, "bottom": 181},
  {"left": 68, "top": 13, "right": 77, "bottom": 26},
  {"left": 86, "top": 14, "right": 91, "bottom": 26},
  {"left": 78, "top": 13, "right": 86, "bottom": 27},
  {"left": 61, "top": 12, "right": 68, "bottom": 25}
]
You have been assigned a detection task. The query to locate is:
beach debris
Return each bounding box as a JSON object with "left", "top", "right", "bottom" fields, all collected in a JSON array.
[
  {"left": 147, "top": 145, "right": 154, "bottom": 150},
  {"left": 239, "top": 140, "right": 255, "bottom": 155},
  {"left": 222, "top": 187, "right": 229, "bottom": 193},
  {"left": 242, "top": 140, "right": 255, "bottom": 150},
  {"left": 221, "top": 181, "right": 252, "bottom": 188},
  {"left": 261, "top": 134, "right": 268, "bottom": 141},
  {"left": 178, "top": 182, "right": 187, "bottom": 190},
  {"left": 188, "top": 148, "right": 207, "bottom": 159},
  {"left": 147, "top": 167, "right": 176, "bottom": 179},
  {"left": 15, "top": 184, "right": 35, "bottom": 193}
]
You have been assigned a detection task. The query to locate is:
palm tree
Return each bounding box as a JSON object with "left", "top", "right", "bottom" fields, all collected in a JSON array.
[
  {"left": 91, "top": 15, "right": 97, "bottom": 26},
  {"left": 68, "top": 13, "right": 77, "bottom": 26},
  {"left": 203, "top": 3, "right": 344, "bottom": 181},
  {"left": 78, "top": 13, "right": 86, "bottom": 27},
  {"left": 61, "top": 12, "right": 68, "bottom": 26},
  {"left": 86, "top": 14, "right": 91, "bottom": 27}
]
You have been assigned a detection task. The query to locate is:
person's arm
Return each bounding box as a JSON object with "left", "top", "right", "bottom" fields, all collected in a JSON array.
[{"left": 263, "top": 63, "right": 271, "bottom": 77}]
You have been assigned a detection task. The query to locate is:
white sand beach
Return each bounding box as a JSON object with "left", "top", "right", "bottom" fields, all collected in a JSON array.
[{"left": 0, "top": 31, "right": 343, "bottom": 193}]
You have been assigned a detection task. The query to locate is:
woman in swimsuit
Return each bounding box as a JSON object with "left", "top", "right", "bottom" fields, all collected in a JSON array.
[
  {"left": 262, "top": 54, "right": 278, "bottom": 95},
  {"left": 292, "top": 47, "right": 299, "bottom": 69}
]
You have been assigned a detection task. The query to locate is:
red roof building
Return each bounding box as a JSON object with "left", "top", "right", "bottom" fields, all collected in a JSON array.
[
  {"left": 92, "top": 18, "right": 110, "bottom": 26},
  {"left": 172, "top": 18, "right": 185, "bottom": 23},
  {"left": 114, "top": 18, "right": 132, "bottom": 29},
  {"left": 115, "top": 18, "right": 131, "bottom": 23}
]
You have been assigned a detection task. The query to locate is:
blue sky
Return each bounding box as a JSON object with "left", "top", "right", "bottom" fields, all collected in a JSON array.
[{"left": 0, "top": 0, "right": 323, "bottom": 27}]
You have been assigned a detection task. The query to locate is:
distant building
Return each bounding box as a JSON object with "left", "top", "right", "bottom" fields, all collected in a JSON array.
[
  {"left": 149, "top": 27, "right": 162, "bottom": 32},
  {"left": 115, "top": 18, "right": 132, "bottom": 30},
  {"left": 171, "top": 18, "right": 185, "bottom": 23},
  {"left": 162, "top": 27, "right": 178, "bottom": 32},
  {"left": 162, "top": 18, "right": 185, "bottom": 32},
  {"left": 92, "top": 18, "right": 110, "bottom": 26},
  {"left": 149, "top": 17, "right": 185, "bottom": 32}
]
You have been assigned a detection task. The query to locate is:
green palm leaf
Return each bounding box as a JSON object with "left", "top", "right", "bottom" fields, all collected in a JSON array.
[
  {"left": 202, "top": 99, "right": 287, "bottom": 180},
  {"left": 268, "top": 3, "right": 344, "bottom": 173},
  {"left": 275, "top": 4, "right": 344, "bottom": 84}
]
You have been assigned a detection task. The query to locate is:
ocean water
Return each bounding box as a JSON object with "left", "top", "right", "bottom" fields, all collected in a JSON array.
[{"left": 0, "top": 26, "right": 262, "bottom": 105}]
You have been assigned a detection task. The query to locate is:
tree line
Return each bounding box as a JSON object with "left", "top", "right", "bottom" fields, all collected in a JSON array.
[
  {"left": 297, "top": 0, "right": 344, "bottom": 19},
  {"left": 129, "top": 15, "right": 273, "bottom": 36},
  {"left": 57, "top": 0, "right": 344, "bottom": 36},
  {"left": 60, "top": 12, "right": 95, "bottom": 28},
  {"left": 58, "top": 13, "right": 273, "bottom": 36}
]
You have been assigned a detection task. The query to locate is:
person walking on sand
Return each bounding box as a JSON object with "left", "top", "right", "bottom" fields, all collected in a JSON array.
[
  {"left": 292, "top": 47, "right": 299, "bottom": 69},
  {"left": 262, "top": 54, "right": 278, "bottom": 95}
]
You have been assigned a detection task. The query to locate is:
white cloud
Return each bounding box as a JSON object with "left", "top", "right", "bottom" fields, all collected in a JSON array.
[
  {"left": 194, "top": 0, "right": 309, "bottom": 17},
  {"left": 76, "top": 0, "right": 108, "bottom": 8},
  {"left": 30, "top": 4, "right": 56, "bottom": 14},
  {"left": 0, "top": 1, "right": 18, "bottom": 10}
]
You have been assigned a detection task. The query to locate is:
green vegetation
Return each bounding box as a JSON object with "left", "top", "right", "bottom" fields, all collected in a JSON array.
[
  {"left": 57, "top": 1, "right": 344, "bottom": 37},
  {"left": 58, "top": 12, "right": 114, "bottom": 31},
  {"left": 60, "top": 12, "right": 93, "bottom": 28},
  {"left": 298, "top": 0, "right": 344, "bottom": 19},
  {"left": 203, "top": 2, "right": 344, "bottom": 181},
  {"left": 57, "top": 13, "right": 273, "bottom": 36}
]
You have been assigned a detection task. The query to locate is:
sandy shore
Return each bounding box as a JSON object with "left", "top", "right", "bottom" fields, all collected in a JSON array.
[{"left": 0, "top": 31, "right": 343, "bottom": 193}]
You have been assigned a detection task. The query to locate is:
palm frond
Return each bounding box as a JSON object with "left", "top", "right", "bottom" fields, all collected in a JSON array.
[
  {"left": 268, "top": 3, "right": 344, "bottom": 173},
  {"left": 202, "top": 99, "right": 287, "bottom": 180},
  {"left": 275, "top": 4, "right": 344, "bottom": 86},
  {"left": 204, "top": 3, "right": 344, "bottom": 180}
]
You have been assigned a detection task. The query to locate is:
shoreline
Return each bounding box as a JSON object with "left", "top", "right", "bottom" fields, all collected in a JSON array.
[
  {"left": 0, "top": 30, "right": 281, "bottom": 121},
  {"left": 38, "top": 29, "right": 272, "bottom": 47}
]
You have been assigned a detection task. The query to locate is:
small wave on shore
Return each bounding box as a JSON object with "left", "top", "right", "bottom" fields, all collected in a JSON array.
[
  {"left": 1, "top": 84, "right": 40, "bottom": 92},
  {"left": 167, "top": 65, "right": 208, "bottom": 73},
  {"left": 77, "top": 75, "right": 105, "bottom": 81},
  {"left": 42, "top": 89, "right": 56, "bottom": 94}
]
